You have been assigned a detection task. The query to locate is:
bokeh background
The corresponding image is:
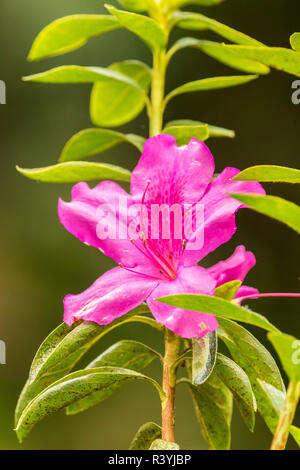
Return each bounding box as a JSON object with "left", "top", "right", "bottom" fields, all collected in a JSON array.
[{"left": 0, "top": 0, "right": 299, "bottom": 450}]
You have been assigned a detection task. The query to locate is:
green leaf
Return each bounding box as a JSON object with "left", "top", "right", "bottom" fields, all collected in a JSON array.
[
  {"left": 165, "top": 119, "right": 235, "bottom": 138},
  {"left": 290, "top": 33, "right": 300, "bottom": 52},
  {"left": 105, "top": 4, "right": 167, "bottom": 52},
  {"left": 162, "top": 124, "right": 209, "bottom": 145},
  {"left": 233, "top": 165, "right": 300, "bottom": 184},
  {"left": 59, "top": 129, "right": 144, "bottom": 162},
  {"left": 214, "top": 280, "right": 242, "bottom": 300},
  {"left": 27, "top": 15, "right": 120, "bottom": 61},
  {"left": 218, "top": 319, "right": 284, "bottom": 392},
  {"left": 165, "top": 75, "right": 257, "bottom": 105},
  {"left": 193, "top": 41, "right": 269, "bottom": 75},
  {"left": 215, "top": 353, "right": 256, "bottom": 432},
  {"left": 129, "top": 422, "right": 162, "bottom": 450},
  {"left": 66, "top": 340, "right": 160, "bottom": 415},
  {"left": 14, "top": 305, "right": 158, "bottom": 424},
  {"left": 229, "top": 193, "right": 300, "bottom": 235},
  {"left": 157, "top": 293, "right": 279, "bottom": 333},
  {"left": 149, "top": 439, "right": 180, "bottom": 450},
  {"left": 221, "top": 45, "right": 300, "bottom": 77},
  {"left": 268, "top": 332, "right": 300, "bottom": 383},
  {"left": 16, "top": 161, "right": 131, "bottom": 183},
  {"left": 202, "top": 372, "right": 233, "bottom": 426},
  {"left": 15, "top": 367, "right": 165, "bottom": 443},
  {"left": 86, "top": 340, "right": 161, "bottom": 369},
  {"left": 182, "top": 377, "right": 231, "bottom": 449},
  {"left": 90, "top": 60, "right": 151, "bottom": 127},
  {"left": 168, "top": 38, "right": 269, "bottom": 75},
  {"left": 192, "top": 331, "right": 217, "bottom": 385},
  {"left": 23, "top": 65, "right": 145, "bottom": 91},
  {"left": 173, "top": 12, "right": 264, "bottom": 46},
  {"left": 290, "top": 425, "right": 300, "bottom": 446},
  {"left": 256, "top": 380, "right": 286, "bottom": 433},
  {"left": 218, "top": 318, "right": 286, "bottom": 433},
  {"left": 118, "top": 0, "right": 147, "bottom": 12}
]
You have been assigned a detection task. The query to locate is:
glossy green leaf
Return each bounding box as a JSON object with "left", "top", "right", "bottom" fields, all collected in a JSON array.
[
  {"left": 66, "top": 340, "right": 160, "bottom": 415},
  {"left": 16, "top": 161, "right": 131, "bottom": 183},
  {"left": 193, "top": 41, "right": 269, "bottom": 75},
  {"left": 162, "top": 124, "right": 209, "bottom": 145},
  {"left": 15, "top": 367, "right": 165, "bottom": 442},
  {"left": 290, "top": 425, "right": 300, "bottom": 446},
  {"left": 165, "top": 119, "right": 235, "bottom": 138},
  {"left": 219, "top": 344, "right": 285, "bottom": 434},
  {"left": 268, "top": 332, "right": 300, "bottom": 383},
  {"left": 221, "top": 45, "right": 300, "bottom": 77},
  {"left": 218, "top": 318, "right": 286, "bottom": 433},
  {"left": 173, "top": 12, "right": 263, "bottom": 46},
  {"left": 86, "top": 340, "right": 161, "bottom": 369},
  {"left": 149, "top": 439, "right": 180, "bottom": 450},
  {"left": 182, "top": 377, "right": 231, "bottom": 450},
  {"left": 230, "top": 193, "right": 300, "bottom": 235},
  {"left": 90, "top": 60, "right": 151, "bottom": 127},
  {"left": 202, "top": 372, "right": 233, "bottom": 426},
  {"left": 118, "top": 0, "right": 147, "bottom": 12},
  {"left": 15, "top": 305, "right": 157, "bottom": 424},
  {"left": 105, "top": 4, "right": 167, "bottom": 52},
  {"left": 192, "top": 331, "right": 217, "bottom": 385},
  {"left": 218, "top": 319, "right": 284, "bottom": 392},
  {"left": 168, "top": 38, "right": 269, "bottom": 75},
  {"left": 214, "top": 280, "right": 242, "bottom": 300},
  {"left": 215, "top": 353, "right": 256, "bottom": 432},
  {"left": 233, "top": 165, "right": 300, "bottom": 183},
  {"left": 157, "top": 293, "right": 279, "bottom": 333},
  {"left": 165, "top": 75, "right": 257, "bottom": 104},
  {"left": 290, "top": 33, "right": 300, "bottom": 52},
  {"left": 28, "top": 15, "right": 120, "bottom": 61},
  {"left": 129, "top": 422, "right": 162, "bottom": 450},
  {"left": 23, "top": 65, "right": 145, "bottom": 92},
  {"left": 256, "top": 380, "right": 286, "bottom": 433},
  {"left": 59, "top": 129, "right": 144, "bottom": 162}
]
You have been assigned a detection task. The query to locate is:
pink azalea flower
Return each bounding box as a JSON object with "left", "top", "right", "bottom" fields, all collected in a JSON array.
[
  {"left": 58, "top": 134, "right": 265, "bottom": 338},
  {"left": 208, "top": 245, "right": 259, "bottom": 300}
]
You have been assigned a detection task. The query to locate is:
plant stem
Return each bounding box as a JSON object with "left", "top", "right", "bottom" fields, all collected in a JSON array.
[
  {"left": 270, "top": 380, "right": 300, "bottom": 450},
  {"left": 147, "top": 3, "right": 179, "bottom": 443},
  {"left": 161, "top": 328, "right": 181, "bottom": 442},
  {"left": 149, "top": 50, "right": 166, "bottom": 137}
]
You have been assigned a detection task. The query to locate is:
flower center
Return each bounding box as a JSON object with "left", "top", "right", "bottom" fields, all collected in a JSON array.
[{"left": 120, "top": 180, "right": 186, "bottom": 281}]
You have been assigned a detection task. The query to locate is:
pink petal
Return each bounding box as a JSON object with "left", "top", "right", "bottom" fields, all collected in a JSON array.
[
  {"left": 183, "top": 167, "right": 265, "bottom": 265},
  {"left": 58, "top": 181, "right": 141, "bottom": 268},
  {"left": 63, "top": 267, "right": 158, "bottom": 326},
  {"left": 147, "top": 266, "right": 217, "bottom": 338},
  {"left": 130, "top": 134, "right": 215, "bottom": 275},
  {"left": 208, "top": 245, "right": 256, "bottom": 287},
  {"left": 235, "top": 285, "right": 259, "bottom": 299},
  {"left": 131, "top": 134, "right": 215, "bottom": 205}
]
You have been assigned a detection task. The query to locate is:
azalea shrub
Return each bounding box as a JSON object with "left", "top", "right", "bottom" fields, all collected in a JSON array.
[{"left": 15, "top": 0, "right": 300, "bottom": 451}]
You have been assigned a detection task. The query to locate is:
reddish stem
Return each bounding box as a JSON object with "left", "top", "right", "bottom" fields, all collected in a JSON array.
[{"left": 235, "top": 292, "right": 300, "bottom": 303}]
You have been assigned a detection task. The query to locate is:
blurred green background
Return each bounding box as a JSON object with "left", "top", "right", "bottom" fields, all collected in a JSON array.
[{"left": 0, "top": 0, "right": 299, "bottom": 450}]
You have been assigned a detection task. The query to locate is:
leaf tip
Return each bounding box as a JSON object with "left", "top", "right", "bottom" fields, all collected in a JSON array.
[
  {"left": 14, "top": 427, "right": 23, "bottom": 444},
  {"left": 27, "top": 48, "right": 39, "bottom": 62},
  {"left": 104, "top": 3, "right": 114, "bottom": 13}
]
